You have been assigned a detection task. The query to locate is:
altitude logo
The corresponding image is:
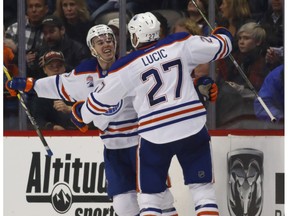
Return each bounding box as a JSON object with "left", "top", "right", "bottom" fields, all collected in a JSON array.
[{"left": 26, "top": 152, "right": 116, "bottom": 215}]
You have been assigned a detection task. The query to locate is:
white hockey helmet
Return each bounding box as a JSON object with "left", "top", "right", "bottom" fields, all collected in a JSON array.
[
  {"left": 86, "top": 24, "right": 117, "bottom": 56},
  {"left": 86, "top": 24, "right": 117, "bottom": 62},
  {"left": 128, "top": 12, "right": 160, "bottom": 48}
]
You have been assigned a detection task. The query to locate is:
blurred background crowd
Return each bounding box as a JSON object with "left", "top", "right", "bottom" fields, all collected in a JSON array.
[{"left": 3, "top": 0, "right": 284, "bottom": 131}]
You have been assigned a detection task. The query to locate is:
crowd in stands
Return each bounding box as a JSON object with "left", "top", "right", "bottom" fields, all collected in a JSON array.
[{"left": 3, "top": 0, "right": 284, "bottom": 130}]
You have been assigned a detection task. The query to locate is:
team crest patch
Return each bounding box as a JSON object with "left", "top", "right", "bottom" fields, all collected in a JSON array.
[
  {"left": 102, "top": 70, "right": 108, "bottom": 76},
  {"left": 104, "top": 100, "right": 123, "bottom": 116},
  {"left": 86, "top": 75, "right": 94, "bottom": 87}
]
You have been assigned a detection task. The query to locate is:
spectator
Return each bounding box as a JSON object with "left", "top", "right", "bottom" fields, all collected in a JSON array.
[
  {"left": 186, "top": 0, "right": 210, "bottom": 35},
  {"left": 29, "top": 15, "right": 91, "bottom": 79},
  {"left": 254, "top": 64, "right": 284, "bottom": 124},
  {"left": 216, "top": 22, "right": 269, "bottom": 129},
  {"left": 260, "top": 0, "right": 284, "bottom": 70},
  {"left": 5, "top": 0, "right": 49, "bottom": 73},
  {"left": 259, "top": 0, "right": 283, "bottom": 48},
  {"left": 29, "top": 50, "right": 76, "bottom": 130},
  {"left": 218, "top": 0, "right": 252, "bottom": 52},
  {"left": 54, "top": 0, "right": 93, "bottom": 47},
  {"left": 248, "top": 0, "right": 269, "bottom": 21},
  {"left": 3, "top": 29, "right": 19, "bottom": 131}
]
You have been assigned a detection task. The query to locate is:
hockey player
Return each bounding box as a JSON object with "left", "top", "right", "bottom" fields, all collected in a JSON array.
[
  {"left": 6, "top": 23, "right": 219, "bottom": 215},
  {"left": 68, "top": 12, "right": 233, "bottom": 215},
  {"left": 6, "top": 24, "right": 178, "bottom": 216}
]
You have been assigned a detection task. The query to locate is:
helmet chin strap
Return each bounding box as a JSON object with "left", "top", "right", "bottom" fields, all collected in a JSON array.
[{"left": 91, "top": 48, "right": 114, "bottom": 63}]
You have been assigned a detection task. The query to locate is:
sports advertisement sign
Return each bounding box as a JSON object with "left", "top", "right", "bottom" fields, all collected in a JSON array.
[{"left": 3, "top": 135, "right": 284, "bottom": 216}]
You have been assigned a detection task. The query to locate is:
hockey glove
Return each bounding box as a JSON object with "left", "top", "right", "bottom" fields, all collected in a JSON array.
[
  {"left": 5, "top": 80, "right": 17, "bottom": 96},
  {"left": 71, "top": 101, "right": 89, "bottom": 133},
  {"left": 194, "top": 76, "right": 218, "bottom": 102},
  {"left": 5, "top": 77, "right": 35, "bottom": 94},
  {"left": 211, "top": 26, "right": 233, "bottom": 44}
]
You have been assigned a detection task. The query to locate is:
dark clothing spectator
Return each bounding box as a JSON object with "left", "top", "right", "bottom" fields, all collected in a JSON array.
[
  {"left": 30, "top": 97, "right": 76, "bottom": 130},
  {"left": 259, "top": 1, "right": 284, "bottom": 48},
  {"left": 29, "top": 34, "right": 91, "bottom": 78},
  {"left": 41, "top": 34, "right": 90, "bottom": 71},
  {"left": 218, "top": 47, "right": 269, "bottom": 91},
  {"left": 27, "top": 15, "right": 91, "bottom": 79},
  {"left": 54, "top": 0, "right": 94, "bottom": 47},
  {"left": 248, "top": 0, "right": 269, "bottom": 21},
  {"left": 63, "top": 19, "right": 93, "bottom": 47}
]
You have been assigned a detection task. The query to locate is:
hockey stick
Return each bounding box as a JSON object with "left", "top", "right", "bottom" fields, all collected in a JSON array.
[
  {"left": 3, "top": 65, "right": 53, "bottom": 156},
  {"left": 191, "top": 0, "right": 276, "bottom": 122}
]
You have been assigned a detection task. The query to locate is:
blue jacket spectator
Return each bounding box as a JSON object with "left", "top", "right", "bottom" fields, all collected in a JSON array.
[{"left": 254, "top": 64, "right": 284, "bottom": 122}]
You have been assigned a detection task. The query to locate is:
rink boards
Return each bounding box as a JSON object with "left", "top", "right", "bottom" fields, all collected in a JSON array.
[{"left": 3, "top": 131, "right": 284, "bottom": 216}]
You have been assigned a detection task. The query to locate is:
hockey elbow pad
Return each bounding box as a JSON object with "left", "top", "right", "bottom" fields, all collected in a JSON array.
[
  {"left": 71, "top": 101, "right": 89, "bottom": 133},
  {"left": 5, "top": 77, "right": 35, "bottom": 93},
  {"left": 211, "top": 27, "right": 233, "bottom": 44}
]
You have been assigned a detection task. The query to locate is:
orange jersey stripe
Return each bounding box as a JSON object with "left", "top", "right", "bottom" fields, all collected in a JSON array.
[
  {"left": 61, "top": 85, "right": 71, "bottom": 102},
  {"left": 139, "top": 105, "right": 205, "bottom": 127},
  {"left": 88, "top": 98, "right": 107, "bottom": 113},
  {"left": 106, "top": 124, "right": 138, "bottom": 133}
]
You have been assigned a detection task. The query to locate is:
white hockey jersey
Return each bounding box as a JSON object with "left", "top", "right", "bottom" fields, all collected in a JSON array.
[
  {"left": 81, "top": 31, "right": 232, "bottom": 144},
  {"left": 34, "top": 58, "right": 138, "bottom": 149}
]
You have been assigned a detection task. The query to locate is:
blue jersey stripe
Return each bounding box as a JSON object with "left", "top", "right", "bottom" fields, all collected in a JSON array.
[
  {"left": 138, "top": 111, "right": 207, "bottom": 134},
  {"left": 138, "top": 100, "right": 202, "bottom": 121}
]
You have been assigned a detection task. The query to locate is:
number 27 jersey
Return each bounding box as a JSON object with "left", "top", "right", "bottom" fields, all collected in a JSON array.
[{"left": 82, "top": 31, "right": 232, "bottom": 144}]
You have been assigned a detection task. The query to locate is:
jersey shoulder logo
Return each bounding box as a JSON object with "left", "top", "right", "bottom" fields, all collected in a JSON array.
[{"left": 86, "top": 75, "right": 94, "bottom": 88}]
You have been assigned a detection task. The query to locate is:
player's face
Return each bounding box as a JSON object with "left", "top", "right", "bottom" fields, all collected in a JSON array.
[
  {"left": 92, "top": 34, "right": 116, "bottom": 61},
  {"left": 43, "top": 60, "right": 66, "bottom": 76},
  {"left": 43, "top": 26, "right": 65, "bottom": 47},
  {"left": 238, "top": 32, "right": 259, "bottom": 53}
]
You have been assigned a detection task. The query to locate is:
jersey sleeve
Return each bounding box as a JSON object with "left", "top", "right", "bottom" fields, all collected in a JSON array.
[
  {"left": 34, "top": 75, "right": 62, "bottom": 99},
  {"left": 81, "top": 72, "right": 129, "bottom": 124},
  {"left": 186, "top": 32, "right": 232, "bottom": 64}
]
